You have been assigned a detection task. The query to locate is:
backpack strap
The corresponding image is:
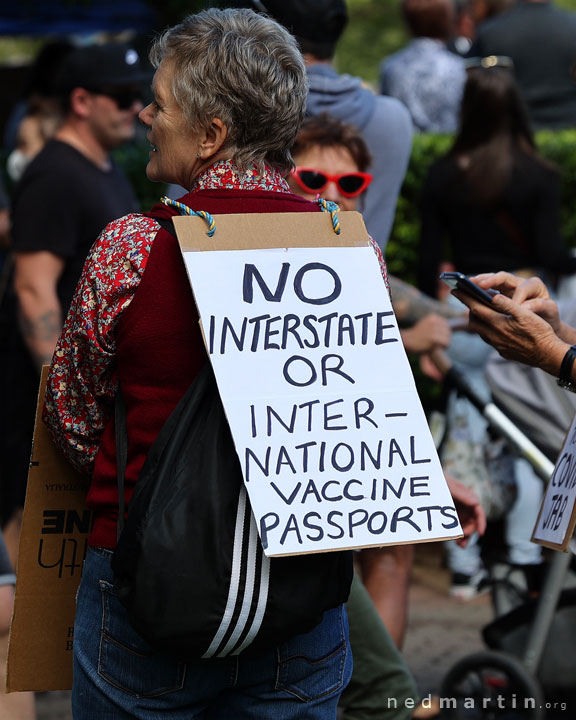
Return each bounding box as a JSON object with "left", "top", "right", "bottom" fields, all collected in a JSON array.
[
  {"left": 155, "top": 216, "right": 176, "bottom": 236},
  {"left": 115, "top": 216, "right": 175, "bottom": 541}
]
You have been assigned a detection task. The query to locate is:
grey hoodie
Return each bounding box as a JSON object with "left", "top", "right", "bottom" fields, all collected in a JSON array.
[{"left": 306, "top": 64, "right": 413, "bottom": 253}]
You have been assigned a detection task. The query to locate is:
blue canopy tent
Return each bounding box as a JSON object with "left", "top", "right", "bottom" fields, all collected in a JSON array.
[{"left": 0, "top": 0, "right": 158, "bottom": 35}]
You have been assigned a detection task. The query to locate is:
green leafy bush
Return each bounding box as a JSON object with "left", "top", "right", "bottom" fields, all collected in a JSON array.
[{"left": 112, "top": 141, "right": 167, "bottom": 211}]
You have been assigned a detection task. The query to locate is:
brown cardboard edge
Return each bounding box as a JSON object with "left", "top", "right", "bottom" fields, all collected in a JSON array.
[
  {"left": 7, "top": 367, "right": 87, "bottom": 692},
  {"left": 6, "top": 367, "right": 49, "bottom": 692},
  {"left": 173, "top": 211, "right": 372, "bottom": 251},
  {"left": 530, "top": 538, "right": 570, "bottom": 552},
  {"left": 531, "top": 459, "right": 576, "bottom": 551},
  {"left": 531, "top": 502, "right": 576, "bottom": 552},
  {"left": 266, "top": 534, "right": 463, "bottom": 558}
]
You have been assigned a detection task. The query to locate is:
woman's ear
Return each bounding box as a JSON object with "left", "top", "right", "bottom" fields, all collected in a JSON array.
[{"left": 199, "top": 118, "right": 228, "bottom": 160}]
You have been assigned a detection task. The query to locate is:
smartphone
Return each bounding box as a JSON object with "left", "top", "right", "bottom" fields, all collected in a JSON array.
[{"left": 439, "top": 271, "right": 500, "bottom": 308}]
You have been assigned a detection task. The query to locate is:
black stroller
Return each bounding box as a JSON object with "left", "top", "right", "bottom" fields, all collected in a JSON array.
[{"left": 433, "top": 350, "right": 576, "bottom": 720}]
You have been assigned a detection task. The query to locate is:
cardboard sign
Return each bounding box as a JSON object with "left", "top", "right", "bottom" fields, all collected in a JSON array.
[
  {"left": 7, "top": 368, "right": 88, "bottom": 692},
  {"left": 175, "top": 211, "right": 462, "bottom": 556},
  {"left": 532, "top": 411, "right": 576, "bottom": 551}
]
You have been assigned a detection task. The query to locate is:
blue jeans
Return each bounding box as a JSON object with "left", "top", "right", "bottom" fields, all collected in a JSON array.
[{"left": 72, "top": 547, "right": 352, "bottom": 719}]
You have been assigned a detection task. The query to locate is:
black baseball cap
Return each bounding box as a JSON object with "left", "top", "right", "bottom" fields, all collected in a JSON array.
[{"left": 56, "top": 43, "right": 151, "bottom": 93}]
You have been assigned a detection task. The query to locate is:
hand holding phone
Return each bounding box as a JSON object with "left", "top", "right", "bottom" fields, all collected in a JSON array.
[{"left": 440, "top": 271, "right": 501, "bottom": 309}]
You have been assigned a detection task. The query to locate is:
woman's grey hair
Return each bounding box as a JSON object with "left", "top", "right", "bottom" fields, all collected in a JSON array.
[{"left": 150, "top": 8, "right": 308, "bottom": 174}]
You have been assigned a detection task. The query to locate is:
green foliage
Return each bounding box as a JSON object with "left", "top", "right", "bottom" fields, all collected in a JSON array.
[
  {"left": 386, "top": 134, "right": 452, "bottom": 281},
  {"left": 535, "top": 129, "right": 576, "bottom": 245},
  {"left": 0, "top": 37, "right": 44, "bottom": 64},
  {"left": 385, "top": 129, "right": 576, "bottom": 286},
  {"left": 112, "top": 141, "right": 167, "bottom": 211},
  {"left": 335, "top": 0, "right": 406, "bottom": 88}
]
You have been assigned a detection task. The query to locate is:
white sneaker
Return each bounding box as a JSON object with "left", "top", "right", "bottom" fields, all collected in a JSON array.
[{"left": 449, "top": 569, "right": 489, "bottom": 601}]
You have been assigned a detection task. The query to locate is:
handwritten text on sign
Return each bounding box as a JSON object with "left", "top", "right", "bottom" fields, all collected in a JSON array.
[
  {"left": 184, "top": 246, "right": 461, "bottom": 556},
  {"left": 533, "top": 412, "right": 576, "bottom": 549}
]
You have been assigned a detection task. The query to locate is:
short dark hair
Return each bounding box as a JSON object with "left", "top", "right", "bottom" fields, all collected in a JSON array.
[
  {"left": 291, "top": 113, "right": 372, "bottom": 171},
  {"left": 219, "top": 0, "right": 348, "bottom": 60},
  {"left": 402, "top": 0, "right": 454, "bottom": 40}
]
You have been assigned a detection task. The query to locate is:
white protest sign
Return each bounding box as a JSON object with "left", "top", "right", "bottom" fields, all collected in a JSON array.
[
  {"left": 532, "top": 412, "right": 576, "bottom": 550},
  {"left": 181, "top": 237, "right": 462, "bottom": 557}
]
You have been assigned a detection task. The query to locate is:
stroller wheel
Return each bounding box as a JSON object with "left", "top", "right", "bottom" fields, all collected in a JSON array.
[{"left": 440, "top": 650, "right": 545, "bottom": 719}]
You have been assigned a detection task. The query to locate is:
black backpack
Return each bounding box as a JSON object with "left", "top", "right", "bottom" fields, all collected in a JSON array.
[{"left": 111, "top": 349, "right": 352, "bottom": 660}]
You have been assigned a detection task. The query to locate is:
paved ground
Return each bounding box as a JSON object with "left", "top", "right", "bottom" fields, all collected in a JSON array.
[
  {"left": 34, "top": 543, "right": 572, "bottom": 718},
  {"left": 404, "top": 544, "right": 492, "bottom": 699}
]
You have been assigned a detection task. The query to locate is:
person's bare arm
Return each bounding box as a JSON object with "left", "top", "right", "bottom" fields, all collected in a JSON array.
[
  {"left": 555, "top": 322, "right": 576, "bottom": 346},
  {"left": 0, "top": 209, "right": 10, "bottom": 250},
  {"left": 14, "top": 251, "right": 64, "bottom": 371},
  {"left": 445, "top": 474, "right": 486, "bottom": 548},
  {"left": 389, "top": 274, "right": 466, "bottom": 323},
  {"left": 400, "top": 313, "right": 451, "bottom": 354}
]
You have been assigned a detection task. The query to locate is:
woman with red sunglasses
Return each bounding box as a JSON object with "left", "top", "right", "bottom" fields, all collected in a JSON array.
[
  {"left": 288, "top": 114, "right": 457, "bottom": 355},
  {"left": 288, "top": 114, "right": 373, "bottom": 212}
]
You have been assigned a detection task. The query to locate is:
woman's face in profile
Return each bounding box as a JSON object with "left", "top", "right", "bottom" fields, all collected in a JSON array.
[
  {"left": 139, "top": 59, "right": 203, "bottom": 188},
  {"left": 288, "top": 144, "right": 362, "bottom": 212}
]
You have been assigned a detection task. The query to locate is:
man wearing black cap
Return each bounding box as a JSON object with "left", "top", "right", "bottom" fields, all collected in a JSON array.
[
  {"left": 11, "top": 42, "right": 147, "bottom": 360},
  {"left": 225, "top": 0, "right": 413, "bottom": 253},
  {"left": 3, "top": 43, "right": 147, "bottom": 565}
]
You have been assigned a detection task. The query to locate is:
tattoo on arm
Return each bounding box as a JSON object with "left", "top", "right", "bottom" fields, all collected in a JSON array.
[
  {"left": 18, "top": 309, "right": 62, "bottom": 370},
  {"left": 389, "top": 276, "right": 462, "bottom": 323},
  {"left": 19, "top": 309, "right": 61, "bottom": 342}
]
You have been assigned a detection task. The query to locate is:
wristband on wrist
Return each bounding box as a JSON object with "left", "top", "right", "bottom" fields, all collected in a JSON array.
[{"left": 557, "top": 345, "right": 576, "bottom": 393}]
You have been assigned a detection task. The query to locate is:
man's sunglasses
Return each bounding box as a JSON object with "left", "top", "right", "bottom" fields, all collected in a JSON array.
[
  {"left": 88, "top": 87, "right": 143, "bottom": 110},
  {"left": 291, "top": 167, "right": 373, "bottom": 198}
]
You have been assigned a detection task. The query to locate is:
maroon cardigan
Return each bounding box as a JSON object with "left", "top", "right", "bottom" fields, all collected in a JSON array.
[{"left": 87, "top": 189, "right": 320, "bottom": 548}]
